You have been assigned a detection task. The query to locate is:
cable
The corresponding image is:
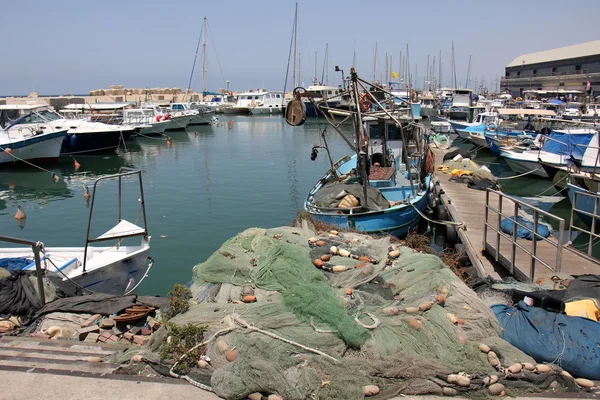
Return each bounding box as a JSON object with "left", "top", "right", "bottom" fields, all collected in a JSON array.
[{"left": 496, "top": 167, "right": 542, "bottom": 180}]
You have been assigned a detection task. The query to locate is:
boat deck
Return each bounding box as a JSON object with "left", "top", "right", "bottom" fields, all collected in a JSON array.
[{"left": 431, "top": 148, "right": 600, "bottom": 282}]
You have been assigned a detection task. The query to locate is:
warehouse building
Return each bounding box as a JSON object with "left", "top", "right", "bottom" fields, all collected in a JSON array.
[{"left": 500, "top": 40, "right": 600, "bottom": 99}]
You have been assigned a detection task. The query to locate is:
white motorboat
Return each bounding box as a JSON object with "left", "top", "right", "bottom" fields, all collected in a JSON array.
[
  {"left": 250, "top": 91, "right": 289, "bottom": 115},
  {"left": 0, "top": 104, "right": 137, "bottom": 154},
  {"left": 169, "top": 102, "right": 213, "bottom": 125},
  {"left": 122, "top": 108, "right": 170, "bottom": 136},
  {"left": 0, "top": 168, "right": 152, "bottom": 296},
  {"left": 499, "top": 128, "right": 599, "bottom": 178},
  {"left": 228, "top": 89, "right": 286, "bottom": 115},
  {"left": 0, "top": 127, "right": 67, "bottom": 165}
]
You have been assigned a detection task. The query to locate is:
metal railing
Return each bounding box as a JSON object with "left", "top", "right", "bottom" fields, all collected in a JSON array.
[
  {"left": 0, "top": 236, "right": 46, "bottom": 305},
  {"left": 483, "top": 189, "right": 565, "bottom": 280},
  {"left": 569, "top": 190, "right": 600, "bottom": 256}
]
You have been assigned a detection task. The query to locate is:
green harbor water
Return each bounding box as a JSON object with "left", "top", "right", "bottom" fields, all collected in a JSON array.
[
  {"left": 0, "top": 116, "right": 357, "bottom": 295},
  {"left": 0, "top": 117, "right": 595, "bottom": 296}
]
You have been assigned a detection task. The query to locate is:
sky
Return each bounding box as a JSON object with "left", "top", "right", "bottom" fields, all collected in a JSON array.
[{"left": 1, "top": 0, "right": 599, "bottom": 96}]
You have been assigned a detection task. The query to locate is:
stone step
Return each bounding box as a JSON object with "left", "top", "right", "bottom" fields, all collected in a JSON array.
[{"left": 0, "top": 355, "right": 119, "bottom": 374}]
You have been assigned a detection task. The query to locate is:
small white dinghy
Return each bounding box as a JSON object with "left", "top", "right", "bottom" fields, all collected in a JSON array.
[{"left": 0, "top": 168, "right": 152, "bottom": 296}]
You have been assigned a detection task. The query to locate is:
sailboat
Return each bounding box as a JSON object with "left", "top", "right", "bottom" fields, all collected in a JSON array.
[{"left": 288, "top": 68, "right": 434, "bottom": 237}]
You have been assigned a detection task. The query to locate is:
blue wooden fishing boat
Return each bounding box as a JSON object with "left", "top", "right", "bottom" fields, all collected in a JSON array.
[{"left": 288, "top": 68, "right": 434, "bottom": 237}]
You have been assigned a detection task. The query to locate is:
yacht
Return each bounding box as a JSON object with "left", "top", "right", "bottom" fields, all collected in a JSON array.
[
  {"left": 227, "top": 89, "right": 287, "bottom": 115},
  {"left": 302, "top": 85, "right": 342, "bottom": 117},
  {"left": 169, "top": 102, "right": 213, "bottom": 125},
  {"left": 0, "top": 104, "right": 138, "bottom": 155},
  {"left": 193, "top": 93, "right": 236, "bottom": 113}
]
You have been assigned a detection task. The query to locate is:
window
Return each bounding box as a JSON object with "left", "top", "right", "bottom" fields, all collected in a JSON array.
[
  {"left": 575, "top": 65, "right": 582, "bottom": 71},
  {"left": 533, "top": 69, "right": 537, "bottom": 74},
  {"left": 506, "top": 72, "right": 510, "bottom": 77},
  {"left": 552, "top": 67, "right": 557, "bottom": 73},
  {"left": 517, "top": 71, "right": 520, "bottom": 76}
]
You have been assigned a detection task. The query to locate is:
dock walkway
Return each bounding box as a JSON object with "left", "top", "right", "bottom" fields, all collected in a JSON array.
[{"left": 430, "top": 148, "right": 600, "bottom": 282}]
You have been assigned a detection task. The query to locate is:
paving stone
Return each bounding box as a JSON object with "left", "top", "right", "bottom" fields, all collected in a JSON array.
[
  {"left": 100, "top": 318, "right": 115, "bottom": 329},
  {"left": 133, "top": 335, "right": 150, "bottom": 346},
  {"left": 84, "top": 333, "right": 100, "bottom": 343},
  {"left": 76, "top": 325, "right": 100, "bottom": 341},
  {"left": 80, "top": 314, "right": 102, "bottom": 328}
]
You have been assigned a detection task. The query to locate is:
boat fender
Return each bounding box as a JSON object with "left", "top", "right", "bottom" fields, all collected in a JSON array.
[
  {"left": 69, "top": 134, "right": 78, "bottom": 149},
  {"left": 445, "top": 225, "right": 458, "bottom": 246},
  {"left": 156, "top": 115, "right": 163, "bottom": 122},
  {"left": 486, "top": 122, "right": 497, "bottom": 132},
  {"left": 428, "top": 193, "right": 437, "bottom": 209},
  {"left": 435, "top": 205, "right": 448, "bottom": 221},
  {"left": 164, "top": 114, "right": 171, "bottom": 120}
]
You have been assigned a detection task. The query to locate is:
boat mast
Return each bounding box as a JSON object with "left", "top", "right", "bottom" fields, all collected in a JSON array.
[
  {"left": 293, "top": 3, "right": 298, "bottom": 88},
  {"left": 321, "top": 43, "right": 329, "bottom": 85},
  {"left": 313, "top": 50, "right": 318, "bottom": 85},
  {"left": 350, "top": 69, "right": 369, "bottom": 208},
  {"left": 438, "top": 50, "right": 442, "bottom": 89},
  {"left": 465, "top": 55, "right": 472, "bottom": 90},
  {"left": 202, "top": 17, "right": 207, "bottom": 95},
  {"left": 452, "top": 41, "right": 457, "bottom": 88},
  {"left": 405, "top": 44, "right": 410, "bottom": 89},
  {"left": 185, "top": 16, "right": 205, "bottom": 102},
  {"left": 373, "top": 42, "right": 378, "bottom": 82}
]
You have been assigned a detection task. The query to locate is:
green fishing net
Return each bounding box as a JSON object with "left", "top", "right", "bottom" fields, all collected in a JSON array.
[{"left": 156, "top": 221, "right": 536, "bottom": 399}]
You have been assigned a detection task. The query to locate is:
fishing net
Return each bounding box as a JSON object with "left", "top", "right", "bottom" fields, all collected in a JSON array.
[{"left": 148, "top": 221, "right": 547, "bottom": 399}]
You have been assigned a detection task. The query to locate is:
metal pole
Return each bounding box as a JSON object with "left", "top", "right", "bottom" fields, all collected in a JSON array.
[
  {"left": 32, "top": 243, "right": 46, "bottom": 306},
  {"left": 531, "top": 210, "right": 538, "bottom": 281},
  {"left": 556, "top": 218, "right": 564, "bottom": 273},
  {"left": 483, "top": 189, "right": 489, "bottom": 251},
  {"left": 496, "top": 193, "right": 502, "bottom": 261},
  {"left": 590, "top": 194, "right": 599, "bottom": 256},
  {"left": 511, "top": 201, "right": 518, "bottom": 275}
]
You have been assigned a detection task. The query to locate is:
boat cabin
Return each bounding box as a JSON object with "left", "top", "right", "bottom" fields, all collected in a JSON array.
[{"left": 235, "top": 90, "right": 285, "bottom": 108}]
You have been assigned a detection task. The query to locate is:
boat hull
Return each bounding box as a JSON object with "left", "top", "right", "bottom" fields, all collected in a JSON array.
[
  {"left": 60, "top": 130, "right": 128, "bottom": 155},
  {"left": 138, "top": 121, "right": 169, "bottom": 136},
  {"left": 504, "top": 157, "right": 549, "bottom": 178},
  {"left": 0, "top": 131, "right": 65, "bottom": 165},
  {"left": 306, "top": 189, "right": 428, "bottom": 237},
  {"left": 165, "top": 116, "right": 191, "bottom": 130}
]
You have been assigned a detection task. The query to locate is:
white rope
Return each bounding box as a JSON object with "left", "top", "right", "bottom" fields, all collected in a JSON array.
[
  {"left": 495, "top": 167, "right": 542, "bottom": 180},
  {"left": 410, "top": 202, "right": 464, "bottom": 227}
]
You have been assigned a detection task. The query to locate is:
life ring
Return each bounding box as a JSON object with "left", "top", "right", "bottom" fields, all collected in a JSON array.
[
  {"left": 486, "top": 122, "right": 497, "bottom": 132},
  {"left": 359, "top": 92, "right": 371, "bottom": 112},
  {"left": 410, "top": 91, "right": 419, "bottom": 103}
]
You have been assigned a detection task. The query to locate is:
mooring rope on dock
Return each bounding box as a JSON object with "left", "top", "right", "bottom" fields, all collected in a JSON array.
[
  {"left": 410, "top": 202, "right": 464, "bottom": 227},
  {"left": 495, "top": 167, "right": 543, "bottom": 180}
]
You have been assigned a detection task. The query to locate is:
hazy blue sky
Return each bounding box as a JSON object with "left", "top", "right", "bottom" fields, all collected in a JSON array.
[{"left": 1, "top": 0, "right": 598, "bottom": 95}]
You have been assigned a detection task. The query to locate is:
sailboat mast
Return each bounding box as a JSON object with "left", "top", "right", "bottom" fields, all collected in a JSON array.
[
  {"left": 321, "top": 43, "right": 329, "bottom": 85},
  {"left": 314, "top": 50, "right": 317, "bottom": 85},
  {"left": 202, "top": 17, "right": 207, "bottom": 94},
  {"left": 466, "top": 55, "right": 472, "bottom": 89},
  {"left": 373, "top": 42, "right": 378, "bottom": 82},
  {"left": 452, "top": 41, "right": 457, "bottom": 88},
  {"left": 292, "top": 3, "right": 298, "bottom": 87},
  {"left": 438, "top": 50, "right": 442, "bottom": 89}
]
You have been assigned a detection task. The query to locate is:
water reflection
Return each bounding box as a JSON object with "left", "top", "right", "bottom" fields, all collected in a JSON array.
[{"left": 0, "top": 169, "right": 71, "bottom": 212}]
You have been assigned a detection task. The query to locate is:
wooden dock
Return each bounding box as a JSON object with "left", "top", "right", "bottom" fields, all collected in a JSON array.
[{"left": 430, "top": 148, "right": 600, "bottom": 282}]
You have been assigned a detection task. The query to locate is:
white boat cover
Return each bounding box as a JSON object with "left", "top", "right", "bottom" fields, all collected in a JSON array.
[{"left": 96, "top": 220, "right": 146, "bottom": 240}]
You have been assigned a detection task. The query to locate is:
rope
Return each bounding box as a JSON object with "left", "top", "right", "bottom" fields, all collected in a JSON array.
[
  {"left": 495, "top": 167, "right": 542, "bottom": 180},
  {"left": 534, "top": 173, "right": 570, "bottom": 197},
  {"left": 0, "top": 146, "right": 60, "bottom": 180},
  {"left": 135, "top": 132, "right": 168, "bottom": 141},
  {"left": 410, "top": 202, "right": 464, "bottom": 227},
  {"left": 354, "top": 311, "right": 380, "bottom": 329}
]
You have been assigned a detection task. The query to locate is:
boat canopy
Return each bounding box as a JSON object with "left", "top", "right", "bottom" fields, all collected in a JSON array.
[
  {"left": 541, "top": 131, "right": 596, "bottom": 158},
  {"left": 496, "top": 108, "right": 556, "bottom": 116}
]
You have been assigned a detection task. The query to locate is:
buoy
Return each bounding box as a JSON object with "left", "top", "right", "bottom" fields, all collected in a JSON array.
[
  {"left": 228, "top": 120, "right": 234, "bottom": 129},
  {"left": 74, "top": 160, "right": 81, "bottom": 170},
  {"left": 166, "top": 136, "right": 172, "bottom": 147},
  {"left": 14, "top": 205, "right": 26, "bottom": 220},
  {"left": 4, "top": 148, "right": 12, "bottom": 154},
  {"left": 83, "top": 186, "right": 91, "bottom": 200},
  {"left": 52, "top": 173, "right": 60, "bottom": 183},
  {"left": 8, "top": 182, "right": 15, "bottom": 190}
]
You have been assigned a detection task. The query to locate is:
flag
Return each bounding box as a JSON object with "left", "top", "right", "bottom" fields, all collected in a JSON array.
[{"left": 390, "top": 71, "right": 399, "bottom": 79}]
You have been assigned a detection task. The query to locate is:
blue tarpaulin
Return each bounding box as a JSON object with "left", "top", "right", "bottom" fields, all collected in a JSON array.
[
  {"left": 500, "top": 216, "right": 551, "bottom": 240},
  {"left": 493, "top": 302, "right": 600, "bottom": 379},
  {"left": 0, "top": 258, "right": 32, "bottom": 271},
  {"left": 541, "top": 132, "right": 594, "bottom": 159},
  {"left": 549, "top": 99, "right": 565, "bottom": 105}
]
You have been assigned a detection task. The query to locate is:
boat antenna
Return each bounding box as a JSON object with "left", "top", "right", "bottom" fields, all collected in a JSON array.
[{"left": 185, "top": 17, "right": 204, "bottom": 102}]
